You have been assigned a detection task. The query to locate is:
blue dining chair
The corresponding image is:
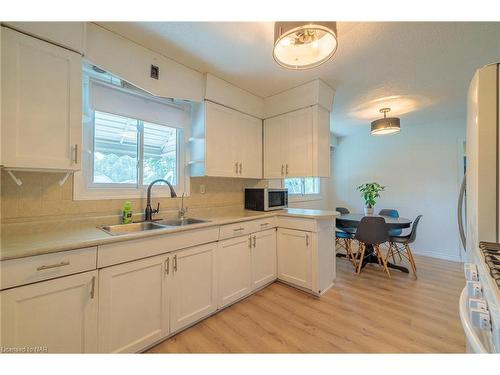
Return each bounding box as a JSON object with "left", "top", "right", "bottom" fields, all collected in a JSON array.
[
  {"left": 335, "top": 207, "right": 357, "bottom": 268},
  {"left": 378, "top": 209, "right": 402, "bottom": 236}
]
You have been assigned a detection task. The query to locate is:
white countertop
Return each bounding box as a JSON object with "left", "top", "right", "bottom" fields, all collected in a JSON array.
[{"left": 1, "top": 208, "right": 338, "bottom": 261}]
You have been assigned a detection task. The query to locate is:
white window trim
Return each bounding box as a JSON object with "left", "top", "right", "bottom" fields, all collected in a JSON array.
[
  {"left": 73, "top": 75, "right": 190, "bottom": 201},
  {"left": 282, "top": 177, "right": 323, "bottom": 203}
]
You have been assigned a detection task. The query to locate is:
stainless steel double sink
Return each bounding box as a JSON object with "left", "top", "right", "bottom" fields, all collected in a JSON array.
[{"left": 98, "top": 218, "right": 209, "bottom": 236}]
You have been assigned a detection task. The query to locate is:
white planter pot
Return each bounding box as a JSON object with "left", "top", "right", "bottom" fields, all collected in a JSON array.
[{"left": 364, "top": 207, "right": 374, "bottom": 215}]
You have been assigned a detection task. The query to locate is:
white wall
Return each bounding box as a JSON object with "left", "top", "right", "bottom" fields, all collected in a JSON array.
[{"left": 332, "top": 119, "right": 466, "bottom": 262}]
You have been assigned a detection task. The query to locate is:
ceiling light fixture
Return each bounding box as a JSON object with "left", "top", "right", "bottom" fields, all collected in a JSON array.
[
  {"left": 273, "top": 22, "right": 338, "bottom": 70},
  {"left": 371, "top": 108, "right": 401, "bottom": 136}
]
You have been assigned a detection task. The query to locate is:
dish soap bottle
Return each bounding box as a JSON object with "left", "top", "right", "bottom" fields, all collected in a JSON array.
[{"left": 122, "top": 201, "right": 133, "bottom": 224}]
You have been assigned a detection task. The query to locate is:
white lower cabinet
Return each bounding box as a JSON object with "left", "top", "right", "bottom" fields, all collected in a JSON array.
[
  {"left": 217, "top": 229, "right": 278, "bottom": 309},
  {"left": 0, "top": 270, "right": 98, "bottom": 353},
  {"left": 170, "top": 243, "right": 217, "bottom": 332},
  {"left": 98, "top": 254, "right": 169, "bottom": 353},
  {"left": 277, "top": 228, "right": 313, "bottom": 290},
  {"left": 97, "top": 242, "right": 217, "bottom": 353},
  {"left": 251, "top": 229, "right": 277, "bottom": 290},
  {"left": 217, "top": 235, "right": 253, "bottom": 308}
]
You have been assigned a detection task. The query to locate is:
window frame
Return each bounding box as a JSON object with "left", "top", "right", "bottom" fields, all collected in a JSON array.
[
  {"left": 284, "top": 177, "right": 323, "bottom": 203},
  {"left": 73, "top": 74, "right": 190, "bottom": 201}
]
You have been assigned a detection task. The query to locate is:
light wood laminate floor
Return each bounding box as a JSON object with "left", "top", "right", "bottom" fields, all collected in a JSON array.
[{"left": 147, "top": 254, "right": 465, "bottom": 353}]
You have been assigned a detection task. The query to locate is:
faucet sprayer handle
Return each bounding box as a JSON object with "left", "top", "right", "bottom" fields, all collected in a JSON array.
[{"left": 155, "top": 202, "right": 160, "bottom": 214}]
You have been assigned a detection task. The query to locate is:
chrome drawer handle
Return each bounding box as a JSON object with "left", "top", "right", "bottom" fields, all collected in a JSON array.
[
  {"left": 260, "top": 222, "right": 269, "bottom": 226},
  {"left": 233, "top": 228, "right": 244, "bottom": 232},
  {"left": 90, "top": 276, "right": 96, "bottom": 299},
  {"left": 36, "top": 261, "right": 70, "bottom": 271}
]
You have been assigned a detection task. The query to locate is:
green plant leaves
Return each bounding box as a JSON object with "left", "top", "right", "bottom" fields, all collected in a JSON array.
[{"left": 356, "top": 182, "right": 385, "bottom": 208}]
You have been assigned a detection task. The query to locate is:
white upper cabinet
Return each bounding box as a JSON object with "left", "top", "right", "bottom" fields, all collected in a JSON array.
[
  {"left": 1, "top": 27, "right": 82, "bottom": 171},
  {"left": 1, "top": 270, "right": 98, "bottom": 353},
  {"left": 2, "top": 22, "right": 86, "bottom": 54},
  {"left": 191, "top": 101, "right": 262, "bottom": 179},
  {"left": 263, "top": 105, "right": 330, "bottom": 178}
]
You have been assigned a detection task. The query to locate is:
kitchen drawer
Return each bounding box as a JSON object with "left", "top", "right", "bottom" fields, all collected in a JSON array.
[
  {"left": 219, "top": 221, "right": 255, "bottom": 240},
  {"left": 1, "top": 247, "right": 97, "bottom": 290},
  {"left": 275, "top": 216, "right": 318, "bottom": 233},
  {"left": 251, "top": 218, "right": 277, "bottom": 232}
]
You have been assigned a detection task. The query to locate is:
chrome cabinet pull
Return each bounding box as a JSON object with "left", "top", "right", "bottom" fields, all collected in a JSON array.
[
  {"left": 233, "top": 227, "right": 244, "bottom": 232},
  {"left": 286, "top": 164, "right": 289, "bottom": 175},
  {"left": 73, "top": 144, "right": 78, "bottom": 164},
  {"left": 253, "top": 235, "right": 257, "bottom": 248},
  {"left": 235, "top": 162, "right": 239, "bottom": 174},
  {"left": 36, "top": 261, "right": 70, "bottom": 271},
  {"left": 239, "top": 163, "right": 242, "bottom": 174},
  {"left": 281, "top": 164, "right": 284, "bottom": 176},
  {"left": 90, "top": 276, "right": 96, "bottom": 299},
  {"left": 165, "top": 257, "right": 170, "bottom": 275},
  {"left": 249, "top": 236, "right": 252, "bottom": 248},
  {"left": 306, "top": 234, "right": 310, "bottom": 247},
  {"left": 173, "top": 255, "right": 177, "bottom": 272},
  {"left": 260, "top": 222, "right": 269, "bottom": 227}
]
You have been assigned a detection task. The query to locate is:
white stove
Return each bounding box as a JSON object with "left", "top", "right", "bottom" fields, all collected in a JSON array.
[{"left": 460, "top": 243, "right": 500, "bottom": 353}]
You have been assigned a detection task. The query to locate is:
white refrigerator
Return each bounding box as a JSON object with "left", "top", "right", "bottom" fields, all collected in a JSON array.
[{"left": 459, "top": 62, "right": 500, "bottom": 353}]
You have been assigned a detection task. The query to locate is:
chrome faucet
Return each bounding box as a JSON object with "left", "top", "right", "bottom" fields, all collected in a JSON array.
[
  {"left": 145, "top": 179, "right": 177, "bottom": 221},
  {"left": 178, "top": 193, "right": 188, "bottom": 220}
]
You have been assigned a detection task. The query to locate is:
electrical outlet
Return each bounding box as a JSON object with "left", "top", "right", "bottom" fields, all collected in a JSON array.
[
  {"left": 200, "top": 184, "right": 206, "bottom": 194},
  {"left": 150, "top": 65, "right": 159, "bottom": 80}
]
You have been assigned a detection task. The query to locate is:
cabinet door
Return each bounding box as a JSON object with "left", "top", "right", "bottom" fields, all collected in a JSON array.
[
  {"left": 238, "top": 113, "right": 263, "bottom": 179},
  {"left": 313, "top": 105, "right": 331, "bottom": 177},
  {"left": 0, "top": 270, "right": 98, "bottom": 353},
  {"left": 287, "top": 107, "right": 313, "bottom": 177},
  {"left": 217, "top": 235, "right": 252, "bottom": 308},
  {"left": 205, "top": 101, "right": 239, "bottom": 177},
  {"left": 3, "top": 22, "right": 86, "bottom": 53},
  {"left": 170, "top": 243, "right": 217, "bottom": 333},
  {"left": 263, "top": 114, "right": 287, "bottom": 178},
  {"left": 277, "top": 228, "right": 312, "bottom": 289},
  {"left": 1, "top": 27, "right": 82, "bottom": 170},
  {"left": 98, "top": 254, "right": 169, "bottom": 353},
  {"left": 251, "top": 229, "right": 277, "bottom": 290}
]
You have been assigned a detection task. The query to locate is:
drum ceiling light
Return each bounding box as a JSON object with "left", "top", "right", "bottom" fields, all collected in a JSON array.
[
  {"left": 371, "top": 108, "right": 401, "bottom": 136},
  {"left": 273, "top": 22, "right": 338, "bottom": 70}
]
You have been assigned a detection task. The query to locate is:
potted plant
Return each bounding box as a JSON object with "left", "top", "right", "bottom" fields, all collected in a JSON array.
[{"left": 357, "top": 182, "right": 385, "bottom": 215}]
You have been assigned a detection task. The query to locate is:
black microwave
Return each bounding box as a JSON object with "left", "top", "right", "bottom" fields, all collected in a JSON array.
[{"left": 244, "top": 188, "right": 288, "bottom": 211}]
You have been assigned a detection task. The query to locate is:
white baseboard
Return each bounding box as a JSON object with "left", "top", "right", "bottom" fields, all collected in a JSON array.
[{"left": 412, "top": 248, "right": 462, "bottom": 263}]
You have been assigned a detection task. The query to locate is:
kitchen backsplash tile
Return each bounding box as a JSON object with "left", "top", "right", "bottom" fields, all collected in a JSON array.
[{"left": 1, "top": 170, "right": 267, "bottom": 223}]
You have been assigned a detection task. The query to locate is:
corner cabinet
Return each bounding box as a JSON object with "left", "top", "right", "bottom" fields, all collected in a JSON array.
[
  {"left": 263, "top": 105, "right": 330, "bottom": 178},
  {"left": 1, "top": 27, "right": 82, "bottom": 171},
  {"left": 276, "top": 217, "right": 335, "bottom": 295},
  {"left": 190, "top": 101, "right": 263, "bottom": 179},
  {"left": 277, "top": 228, "right": 312, "bottom": 290},
  {"left": 0, "top": 270, "right": 98, "bottom": 353}
]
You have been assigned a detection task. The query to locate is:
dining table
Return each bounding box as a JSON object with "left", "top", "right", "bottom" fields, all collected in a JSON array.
[{"left": 336, "top": 213, "right": 413, "bottom": 273}]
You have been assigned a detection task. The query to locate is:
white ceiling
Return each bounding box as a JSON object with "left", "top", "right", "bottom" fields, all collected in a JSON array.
[{"left": 98, "top": 22, "right": 500, "bottom": 136}]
